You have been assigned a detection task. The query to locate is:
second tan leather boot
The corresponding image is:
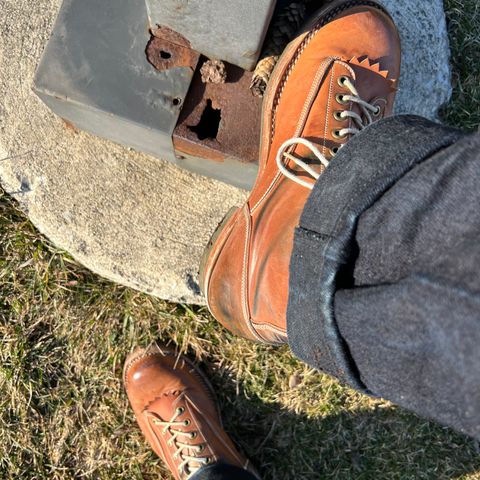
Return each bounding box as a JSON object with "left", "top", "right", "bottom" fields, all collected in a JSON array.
[
  {"left": 124, "top": 345, "right": 258, "bottom": 479},
  {"left": 201, "top": 0, "right": 401, "bottom": 344}
]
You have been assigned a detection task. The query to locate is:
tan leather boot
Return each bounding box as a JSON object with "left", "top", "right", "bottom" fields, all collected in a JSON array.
[
  {"left": 200, "top": 0, "right": 401, "bottom": 344},
  {"left": 124, "top": 345, "right": 258, "bottom": 479}
]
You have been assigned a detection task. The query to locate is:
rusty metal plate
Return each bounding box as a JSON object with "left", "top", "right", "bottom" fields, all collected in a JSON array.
[
  {"left": 147, "top": 26, "right": 200, "bottom": 72},
  {"left": 173, "top": 59, "right": 262, "bottom": 168}
]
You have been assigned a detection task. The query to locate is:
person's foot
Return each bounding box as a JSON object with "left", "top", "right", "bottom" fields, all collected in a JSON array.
[
  {"left": 124, "top": 345, "right": 258, "bottom": 480},
  {"left": 200, "top": 0, "right": 401, "bottom": 344}
]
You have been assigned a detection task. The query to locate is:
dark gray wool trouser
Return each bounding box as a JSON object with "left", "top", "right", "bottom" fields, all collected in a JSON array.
[
  {"left": 195, "top": 115, "right": 480, "bottom": 480},
  {"left": 289, "top": 115, "right": 480, "bottom": 441}
]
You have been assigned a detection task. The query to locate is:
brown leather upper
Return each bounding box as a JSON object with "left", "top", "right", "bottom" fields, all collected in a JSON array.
[
  {"left": 202, "top": 2, "right": 401, "bottom": 344},
  {"left": 124, "top": 345, "right": 256, "bottom": 479}
]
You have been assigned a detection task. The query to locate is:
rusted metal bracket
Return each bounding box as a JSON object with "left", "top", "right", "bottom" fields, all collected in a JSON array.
[
  {"left": 173, "top": 59, "right": 262, "bottom": 166},
  {"left": 147, "top": 26, "right": 200, "bottom": 73},
  {"left": 34, "top": 0, "right": 266, "bottom": 189},
  {"left": 147, "top": 27, "right": 263, "bottom": 182}
]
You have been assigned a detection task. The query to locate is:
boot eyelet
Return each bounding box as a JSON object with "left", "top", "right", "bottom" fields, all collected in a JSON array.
[
  {"left": 184, "top": 419, "right": 191, "bottom": 426},
  {"left": 329, "top": 146, "right": 340, "bottom": 156},
  {"left": 205, "top": 458, "right": 212, "bottom": 464},
  {"left": 373, "top": 105, "right": 382, "bottom": 117},
  {"left": 336, "top": 93, "right": 348, "bottom": 105},
  {"left": 190, "top": 432, "right": 197, "bottom": 439},
  {"left": 197, "top": 444, "right": 204, "bottom": 452},
  {"left": 332, "top": 129, "right": 346, "bottom": 140},
  {"left": 176, "top": 407, "right": 185, "bottom": 415},
  {"left": 333, "top": 110, "right": 346, "bottom": 122},
  {"left": 337, "top": 75, "right": 350, "bottom": 87}
]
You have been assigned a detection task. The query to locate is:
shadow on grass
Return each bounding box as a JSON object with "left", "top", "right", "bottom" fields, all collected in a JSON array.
[{"left": 201, "top": 360, "right": 480, "bottom": 480}]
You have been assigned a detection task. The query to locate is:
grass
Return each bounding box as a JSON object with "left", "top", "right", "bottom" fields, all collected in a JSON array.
[
  {"left": 1, "top": 0, "right": 480, "bottom": 478},
  {"left": 441, "top": 0, "right": 480, "bottom": 130}
]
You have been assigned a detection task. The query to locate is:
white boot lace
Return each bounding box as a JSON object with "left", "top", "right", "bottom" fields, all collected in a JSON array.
[
  {"left": 334, "top": 76, "right": 381, "bottom": 136},
  {"left": 148, "top": 406, "right": 210, "bottom": 478},
  {"left": 276, "top": 76, "right": 382, "bottom": 190},
  {"left": 276, "top": 137, "right": 328, "bottom": 190}
]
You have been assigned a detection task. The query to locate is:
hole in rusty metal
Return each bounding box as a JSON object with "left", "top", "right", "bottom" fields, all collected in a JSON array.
[
  {"left": 160, "top": 50, "right": 172, "bottom": 59},
  {"left": 188, "top": 99, "right": 221, "bottom": 141}
]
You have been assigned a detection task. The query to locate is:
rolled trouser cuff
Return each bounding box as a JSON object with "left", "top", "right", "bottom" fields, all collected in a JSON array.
[{"left": 287, "top": 115, "right": 464, "bottom": 392}]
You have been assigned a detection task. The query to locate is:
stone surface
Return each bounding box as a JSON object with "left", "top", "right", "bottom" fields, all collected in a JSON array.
[
  {"left": 0, "top": 0, "right": 451, "bottom": 304},
  {"left": 383, "top": 0, "right": 452, "bottom": 119}
]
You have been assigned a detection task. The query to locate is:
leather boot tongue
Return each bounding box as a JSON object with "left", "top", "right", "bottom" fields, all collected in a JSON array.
[
  {"left": 347, "top": 56, "right": 397, "bottom": 115},
  {"left": 147, "top": 390, "right": 184, "bottom": 420}
]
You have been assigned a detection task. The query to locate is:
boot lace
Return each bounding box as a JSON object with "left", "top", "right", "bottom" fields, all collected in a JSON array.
[
  {"left": 148, "top": 406, "right": 211, "bottom": 478},
  {"left": 276, "top": 76, "right": 382, "bottom": 190}
]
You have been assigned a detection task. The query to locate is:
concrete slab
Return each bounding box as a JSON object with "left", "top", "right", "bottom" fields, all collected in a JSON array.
[{"left": 0, "top": 0, "right": 452, "bottom": 304}]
